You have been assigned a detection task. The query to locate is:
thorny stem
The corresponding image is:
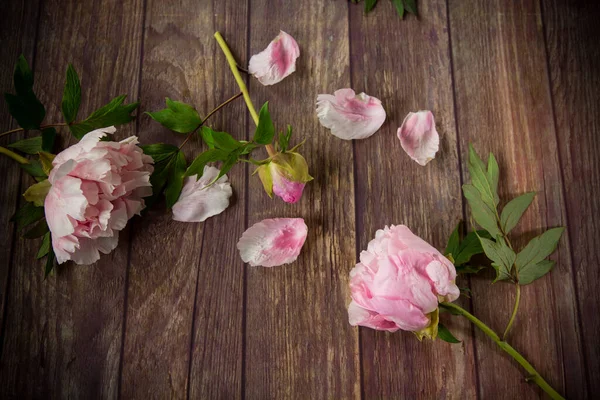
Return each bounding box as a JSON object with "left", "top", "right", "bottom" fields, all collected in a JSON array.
[
  {"left": 503, "top": 282, "right": 521, "bottom": 339},
  {"left": 178, "top": 92, "right": 243, "bottom": 150},
  {"left": 0, "top": 123, "right": 68, "bottom": 138},
  {"left": 0, "top": 146, "right": 29, "bottom": 164},
  {"left": 440, "top": 302, "right": 564, "bottom": 400},
  {"left": 214, "top": 31, "right": 276, "bottom": 157}
]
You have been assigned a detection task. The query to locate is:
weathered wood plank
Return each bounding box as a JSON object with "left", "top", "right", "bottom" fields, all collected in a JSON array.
[
  {"left": 542, "top": 0, "right": 600, "bottom": 396},
  {"left": 449, "top": 0, "right": 586, "bottom": 398},
  {"left": 0, "top": 0, "right": 144, "bottom": 398},
  {"left": 120, "top": 1, "right": 247, "bottom": 398},
  {"left": 244, "top": 1, "right": 360, "bottom": 398},
  {"left": 350, "top": 1, "right": 477, "bottom": 398}
]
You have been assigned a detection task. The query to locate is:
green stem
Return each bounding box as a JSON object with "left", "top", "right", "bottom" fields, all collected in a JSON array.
[
  {"left": 0, "top": 146, "right": 29, "bottom": 164},
  {"left": 503, "top": 283, "right": 521, "bottom": 339},
  {"left": 440, "top": 302, "right": 564, "bottom": 400},
  {"left": 0, "top": 123, "right": 68, "bottom": 138},
  {"left": 214, "top": 31, "right": 276, "bottom": 157}
]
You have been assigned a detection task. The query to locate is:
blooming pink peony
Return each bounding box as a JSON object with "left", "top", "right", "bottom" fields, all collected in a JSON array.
[
  {"left": 45, "top": 126, "right": 153, "bottom": 265},
  {"left": 237, "top": 218, "right": 308, "bottom": 267},
  {"left": 397, "top": 110, "right": 440, "bottom": 166},
  {"left": 248, "top": 30, "right": 300, "bottom": 86},
  {"left": 316, "top": 88, "right": 386, "bottom": 140},
  {"left": 172, "top": 165, "right": 232, "bottom": 222},
  {"left": 348, "top": 225, "right": 459, "bottom": 336}
]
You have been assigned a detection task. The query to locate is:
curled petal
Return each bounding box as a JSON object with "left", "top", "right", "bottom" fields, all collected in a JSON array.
[
  {"left": 248, "top": 30, "right": 300, "bottom": 85},
  {"left": 172, "top": 166, "right": 233, "bottom": 222},
  {"left": 272, "top": 174, "right": 305, "bottom": 204},
  {"left": 237, "top": 218, "right": 308, "bottom": 267},
  {"left": 397, "top": 111, "right": 439, "bottom": 166},
  {"left": 316, "top": 89, "right": 386, "bottom": 140}
]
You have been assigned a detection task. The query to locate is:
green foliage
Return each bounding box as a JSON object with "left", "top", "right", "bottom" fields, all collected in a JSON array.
[
  {"left": 141, "top": 143, "right": 179, "bottom": 163},
  {"left": 45, "top": 245, "right": 56, "bottom": 277},
  {"left": 61, "top": 64, "right": 81, "bottom": 124},
  {"left": 8, "top": 136, "right": 43, "bottom": 154},
  {"left": 479, "top": 236, "right": 515, "bottom": 282},
  {"left": 500, "top": 192, "right": 536, "bottom": 235},
  {"left": 437, "top": 323, "right": 461, "bottom": 343},
  {"left": 70, "top": 95, "right": 139, "bottom": 139},
  {"left": 147, "top": 98, "right": 202, "bottom": 133},
  {"left": 19, "top": 159, "right": 46, "bottom": 180},
  {"left": 23, "top": 179, "right": 51, "bottom": 206},
  {"left": 23, "top": 219, "right": 49, "bottom": 239},
  {"left": 253, "top": 102, "right": 275, "bottom": 145},
  {"left": 278, "top": 126, "right": 293, "bottom": 153},
  {"left": 185, "top": 149, "right": 228, "bottom": 178},
  {"left": 515, "top": 227, "right": 564, "bottom": 280},
  {"left": 445, "top": 222, "right": 492, "bottom": 269},
  {"left": 201, "top": 127, "right": 243, "bottom": 151},
  {"left": 462, "top": 184, "right": 501, "bottom": 237},
  {"left": 42, "top": 127, "right": 56, "bottom": 152},
  {"left": 164, "top": 151, "right": 187, "bottom": 208},
  {"left": 10, "top": 201, "right": 45, "bottom": 231},
  {"left": 356, "top": 0, "right": 418, "bottom": 18},
  {"left": 4, "top": 55, "right": 45, "bottom": 129},
  {"left": 37, "top": 232, "right": 51, "bottom": 259}
]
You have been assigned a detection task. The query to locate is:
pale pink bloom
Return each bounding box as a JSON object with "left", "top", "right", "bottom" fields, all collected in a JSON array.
[
  {"left": 237, "top": 218, "right": 308, "bottom": 267},
  {"left": 45, "top": 126, "right": 153, "bottom": 265},
  {"left": 348, "top": 225, "right": 459, "bottom": 333},
  {"left": 172, "top": 165, "right": 232, "bottom": 222},
  {"left": 316, "top": 89, "right": 386, "bottom": 140},
  {"left": 397, "top": 110, "right": 439, "bottom": 166},
  {"left": 248, "top": 30, "right": 300, "bottom": 86}
]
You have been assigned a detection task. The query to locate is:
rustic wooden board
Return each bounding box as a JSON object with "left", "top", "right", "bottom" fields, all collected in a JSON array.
[
  {"left": 449, "top": 0, "right": 586, "bottom": 398},
  {"left": 350, "top": 1, "right": 478, "bottom": 398},
  {"left": 542, "top": 0, "right": 600, "bottom": 396},
  {"left": 0, "top": 0, "right": 144, "bottom": 398},
  {"left": 244, "top": 1, "right": 360, "bottom": 398}
]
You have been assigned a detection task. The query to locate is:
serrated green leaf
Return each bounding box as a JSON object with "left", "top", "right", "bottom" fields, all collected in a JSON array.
[
  {"left": 146, "top": 98, "right": 202, "bottom": 134},
  {"left": 500, "top": 192, "right": 536, "bottom": 234},
  {"left": 518, "top": 259, "right": 555, "bottom": 285},
  {"left": 462, "top": 184, "right": 501, "bottom": 237},
  {"left": 42, "top": 127, "right": 56, "bottom": 152},
  {"left": 487, "top": 153, "right": 500, "bottom": 205},
  {"left": 141, "top": 143, "right": 179, "bottom": 163},
  {"left": 10, "top": 201, "right": 45, "bottom": 231},
  {"left": 467, "top": 144, "right": 497, "bottom": 209},
  {"left": 479, "top": 236, "right": 516, "bottom": 282},
  {"left": 445, "top": 222, "right": 460, "bottom": 259},
  {"left": 185, "top": 148, "right": 228, "bottom": 178},
  {"left": 4, "top": 55, "right": 45, "bottom": 129},
  {"left": 391, "top": 0, "right": 404, "bottom": 17},
  {"left": 164, "top": 151, "right": 187, "bottom": 208},
  {"left": 69, "top": 95, "right": 139, "bottom": 139},
  {"left": 438, "top": 323, "right": 461, "bottom": 343},
  {"left": 515, "top": 227, "right": 565, "bottom": 271},
  {"left": 253, "top": 102, "right": 275, "bottom": 145},
  {"left": 365, "top": 0, "right": 378, "bottom": 12},
  {"left": 37, "top": 232, "right": 50, "bottom": 259},
  {"left": 61, "top": 64, "right": 81, "bottom": 124},
  {"left": 23, "top": 219, "right": 49, "bottom": 239},
  {"left": 45, "top": 245, "right": 56, "bottom": 277},
  {"left": 19, "top": 159, "right": 46, "bottom": 179},
  {"left": 23, "top": 179, "right": 51, "bottom": 206},
  {"left": 454, "top": 230, "right": 491, "bottom": 266},
  {"left": 8, "top": 136, "right": 42, "bottom": 154},
  {"left": 404, "top": 0, "right": 417, "bottom": 15}
]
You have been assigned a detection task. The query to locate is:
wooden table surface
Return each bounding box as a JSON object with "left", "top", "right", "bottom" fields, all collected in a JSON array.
[{"left": 0, "top": 0, "right": 598, "bottom": 398}]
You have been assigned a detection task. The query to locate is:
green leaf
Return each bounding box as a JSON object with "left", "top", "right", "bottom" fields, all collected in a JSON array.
[
  {"left": 23, "top": 179, "right": 51, "bottom": 206},
  {"left": 61, "top": 64, "right": 81, "bottom": 124},
  {"left": 146, "top": 98, "right": 202, "bottom": 134},
  {"left": 487, "top": 153, "right": 500, "bottom": 205},
  {"left": 253, "top": 102, "right": 275, "bottom": 145},
  {"left": 37, "top": 232, "right": 50, "bottom": 259},
  {"left": 278, "top": 125, "right": 293, "bottom": 153},
  {"left": 391, "top": 0, "right": 404, "bottom": 17},
  {"left": 462, "top": 184, "right": 501, "bottom": 237},
  {"left": 365, "top": 0, "right": 378, "bottom": 12},
  {"left": 456, "top": 265, "right": 485, "bottom": 274},
  {"left": 404, "top": 0, "right": 417, "bottom": 15},
  {"left": 145, "top": 156, "right": 175, "bottom": 207},
  {"left": 4, "top": 55, "right": 45, "bottom": 129},
  {"left": 518, "top": 259, "right": 555, "bottom": 285},
  {"left": 209, "top": 149, "right": 240, "bottom": 185},
  {"left": 13, "top": 55, "right": 34, "bottom": 94},
  {"left": 515, "top": 227, "right": 565, "bottom": 272},
  {"left": 69, "top": 95, "right": 139, "bottom": 139},
  {"left": 42, "top": 128, "right": 56, "bottom": 152},
  {"left": 141, "top": 143, "right": 179, "bottom": 163},
  {"left": 19, "top": 160, "right": 46, "bottom": 179},
  {"left": 445, "top": 223, "right": 460, "bottom": 259},
  {"left": 45, "top": 245, "right": 56, "bottom": 277},
  {"left": 185, "top": 148, "right": 228, "bottom": 178},
  {"left": 467, "top": 144, "right": 497, "bottom": 209},
  {"left": 453, "top": 230, "right": 491, "bottom": 266},
  {"left": 8, "top": 136, "right": 42, "bottom": 154},
  {"left": 437, "top": 323, "right": 461, "bottom": 343},
  {"left": 500, "top": 192, "right": 536, "bottom": 234},
  {"left": 10, "top": 202, "right": 45, "bottom": 231},
  {"left": 201, "top": 127, "right": 241, "bottom": 151},
  {"left": 200, "top": 126, "right": 216, "bottom": 149},
  {"left": 164, "top": 151, "right": 187, "bottom": 208},
  {"left": 479, "top": 236, "right": 516, "bottom": 282},
  {"left": 38, "top": 151, "right": 55, "bottom": 176},
  {"left": 23, "top": 219, "right": 49, "bottom": 239}
]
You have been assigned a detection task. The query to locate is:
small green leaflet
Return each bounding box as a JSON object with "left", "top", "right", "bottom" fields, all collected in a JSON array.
[
  {"left": 456, "top": 265, "right": 485, "bottom": 274},
  {"left": 518, "top": 259, "right": 555, "bottom": 285},
  {"left": 445, "top": 222, "right": 490, "bottom": 268},
  {"left": 61, "top": 64, "right": 81, "bottom": 124},
  {"left": 209, "top": 148, "right": 242, "bottom": 185},
  {"left": 253, "top": 102, "right": 275, "bottom": 145},
  {"left": 141, "top": 143, "right": 179, "bottom": 163},
  {"left": 403, "top": 0, "right": 417, "bottom": 15},
  {"left": 467, "top": 144, "right": 498, "bottom": 210},
  {"left": 185, "top": 149, "right": 228, "bottom": 178},
  {"left": 462, "top": 184, "right": 501, "bottom": 237},
  {"left": 486, "top": 153, "right": 500, "bottom": 205},
  {"left": 438, "top": 323, "right": 461, "bottom": 343},
  {"left": 69, "top": 95, "right": 139, "bottom": 139},
  {"left": 37, "top": 232, "right": 51, "bottom": 259},
  {"left": 19, "top": 159, "right": 47, "bottom": 180},
  {"left": 445, "top": 223, "right": 461, "bottom": 259},
  {"left": 42, "top": 127, "right": 56, "bottom": 152},
  {"left": 45, "top": 245, "right": 56, "bottom": 277},
  {"left": 8, "top": 136, "right": 43, "bottom": 154},
  {"left": 500, "top": 192, "right": 536, "bottom": 234},
  {"left": 164, "top": 151, "right": 187, "bottom": 208},
  {"left": 23, "top": 219, "right": 49, "bottom": 239},
  {"left": 201, "top": 127, "right": 243, "bottom": 151},
  {"left": 515, "top": 227, "right": 565, "bottom": 272},
  {"left": 365, "top": 0, "right": 378, "bottom": 12},
  {"left": 278, "top": 125, "right": 293, "bottom": 152},
  {"left": 10, "top": 201, "right": 45, "bottom": 231},
  {"left": 147, "top": 98, "right": 202, "bottom": 134},
  {"left": 23, "top": 179, "right": 51, "bottom": 206},
  {"left": 4, "top": 55, "right": 45, "bottom": 129},
  {"left": 142, "top": 144, "right": 179, "bottom": 207},
  {"left": 479, "top": 236, "right": 515, "bottom": 282}
]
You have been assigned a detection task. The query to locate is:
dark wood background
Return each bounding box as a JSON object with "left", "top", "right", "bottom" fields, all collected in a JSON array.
[{"left": 0, "top": 0, "right": 598, "bottom": 398}]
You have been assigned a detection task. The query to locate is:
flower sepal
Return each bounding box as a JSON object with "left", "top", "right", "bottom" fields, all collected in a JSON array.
[{"left": 414, "top": 309, "right": 440, "bottom": 341}]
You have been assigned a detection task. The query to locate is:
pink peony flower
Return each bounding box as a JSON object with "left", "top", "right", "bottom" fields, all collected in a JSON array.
[
  {"left": 248, "top": 30, "right": 300, "bottom": 86},
  {"left": 397, "top": 110, "right": 440, "bottom": 166},
  {"left": 172, "top": 165, "right": 232, "bottom": 222},
  {"left": 237, "top": 218, "right": 308, "bottom": 267},
  {"left": 256, "top": 151, "right": 312, "bottom": 204},
  {"left": 316, "top": 88, "right": 386, "bottom": 140},
  {"left": 45, "top": 126, "right": 153, "bottom": 265},
  {"left": 348, "top": 225, "right": 459, "bottom": 337}
]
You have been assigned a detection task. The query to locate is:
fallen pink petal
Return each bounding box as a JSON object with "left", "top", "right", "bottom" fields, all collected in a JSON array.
[
  {"left": 316, "top": 88, "right": 386, "bottom": 140},
  {"left": 248, "top": 30, "right": 300, "bottom": 86},
  {"left": 237, "top": 218, "right": 308, "bottom": 267},
  {"left": 397, "top": 110, "right": 440, "bottom": 166}
]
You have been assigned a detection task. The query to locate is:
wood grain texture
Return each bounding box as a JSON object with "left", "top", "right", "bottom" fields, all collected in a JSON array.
[
  {"left": 0, "top": 0, "right": 144, "bottom": 398},
  {"left": 542, "top": 0, "right": 600, "bottom": 395},
  {"left": 350, "top": 1, "right": 477, "bottom": 398},
  {"left": 120, "top": 1, "right": 247, "bottom": 398},
  {"left": 449, "top": 0, "right": 586, "bottom": 398},
  {"left": 244, "top": 1, "right": 360, "bottom": 398}
]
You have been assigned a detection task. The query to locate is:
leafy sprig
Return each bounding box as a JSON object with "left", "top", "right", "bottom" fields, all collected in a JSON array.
[{"left": 352, "top": 0, "right": 417, "bottom": 18}]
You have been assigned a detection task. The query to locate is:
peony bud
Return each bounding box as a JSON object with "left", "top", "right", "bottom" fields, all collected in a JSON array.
[{"left": 256, "top": 151, "right": 312, "bottom": 203}]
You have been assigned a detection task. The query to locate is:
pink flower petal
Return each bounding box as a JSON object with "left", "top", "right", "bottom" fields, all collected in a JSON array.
[
  {"left": 248, "top": 30, "right": 300, "bottom": 86},
  {"left": 237, "top": 218, "right": 308, "bottom": 267},
  {"left": 172, "top": 166, "right": 233, "bottom": 222},
  {"left": 397, "top": 110, "right": 440, "bottom": 166},
  {"left": 316, "top": 88, "right": 386, "bottom": 140},
  {"left": 45, "top": 176, "right": 89, "bottom": 237},
  {"left": 272, "top": 174, "right": 305, "bottom": 204}
]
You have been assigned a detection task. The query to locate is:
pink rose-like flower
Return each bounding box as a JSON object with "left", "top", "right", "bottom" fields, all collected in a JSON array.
[
  {"left": 45, "top": 126, "right": 153, "bottom": 265},
  {"left": 237, "top": 218, "right": 308, "bottom": 267},
  {"left": 397, "top": 110, "right": 440, "bottom": 166},
  {"left": 248, "top": 30, "right": 300, "bottom": 86},
  {"left": 316, "top": 89, "right": 386, "bottom": 140},
  {"left": 348, "top": 225, "right": 459, "bottom": 337},
  {"left": 172, "top": 165, "right": 232, "bottom": 222}
]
